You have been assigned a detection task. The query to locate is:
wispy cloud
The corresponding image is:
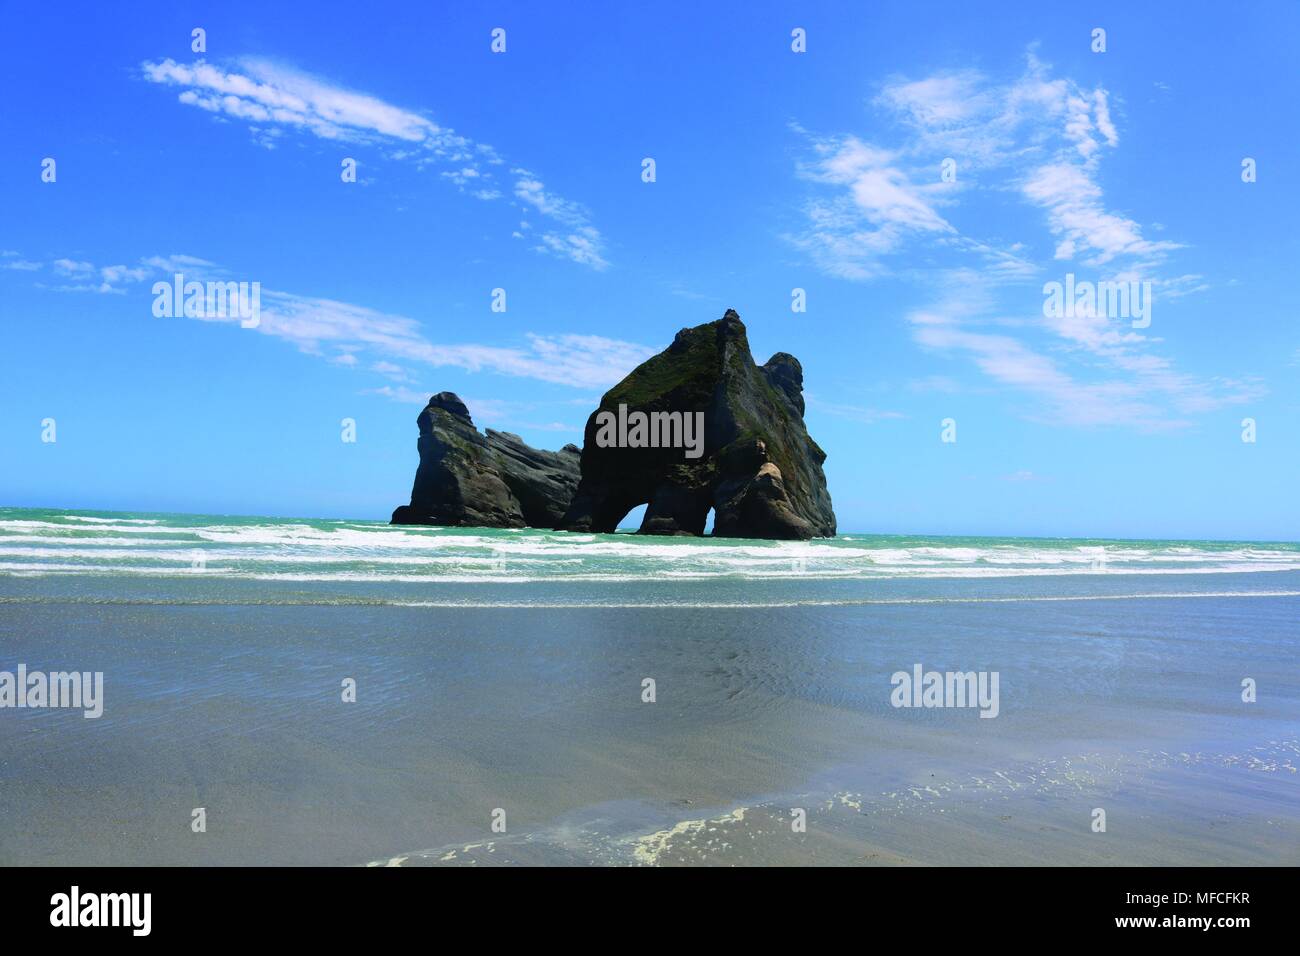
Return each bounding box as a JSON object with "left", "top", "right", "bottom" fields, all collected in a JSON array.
[
  {"left": 363, "top": 389, "right": 582, "bottom": 434},
  {"left": 460, "top": 397, "right": 581, "bottom": 433},
  {"left": 37, "top": 257, "right": 150, "bottom": 294},
  {"left": 1022, "top": 161, "right": 1177, "bottom": 265},
  {"left": 141, "top": 58, "right": 440, "bottom": 142},
  {"left": 140, "top": 57, "right": 608, "bottom": 269},
  {"left": 363, "top": 385, "right": 430, "bottom": 405},
  {"left": 248, "top": 289, "right": 651, "bottom": 388},
  {"left": 906, "top": 274, "right": 1261, "bottom": 429},
  {"left": 7, "top": 253, "right": 217, "bottom": 294},
  {"left": 1, "top": 251, "right": 42, "bottom": 272},
  {"left": 512, "top": 169, "right": 608, "bottom": 269},
  {"left": 791, "top": 134, "right": 953, "bottom": 280},
  {"left": 806, "top": 395, "right": 906, "bottom": 424},
  {"left": 794, "top": 51, "right": 1181, "bottom": 278},
  {"left": 790, "top": 50, "right": 1245, "bottom": 429},
  {"left": 9, "top": 252, "right": 654, "bottom": 389},
  {"left": 899, "top": 55, "right": 1177, "bottom": 268}
]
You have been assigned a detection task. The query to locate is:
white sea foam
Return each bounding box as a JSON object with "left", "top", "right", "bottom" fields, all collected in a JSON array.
[
  {"left": 0, "top": 521, "right": 188, "bottom": 536},
  {"left": 59, "top": 515, "right": 161, "bottom": 525},
  {"left": 2, "top": 512, "right": 1298, "bottom": 583},
  {"left": 0, "top": 547, "right": 582, "bottom": 566}
]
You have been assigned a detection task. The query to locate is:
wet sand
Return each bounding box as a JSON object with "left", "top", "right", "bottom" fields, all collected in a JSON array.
[{"left": 0, "top": 580, "right": 1296, "bottom": 866}]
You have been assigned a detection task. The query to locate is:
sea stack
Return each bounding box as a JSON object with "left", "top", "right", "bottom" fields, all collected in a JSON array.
[
  {"left": 558, "top": 309, "right": 836, "bottom": 539},
  {"left": 391, "top": 311, "right": 836, "bottom": 539},
  {"left": 390, "top": 392, "right": 581, "bottom": 528}
]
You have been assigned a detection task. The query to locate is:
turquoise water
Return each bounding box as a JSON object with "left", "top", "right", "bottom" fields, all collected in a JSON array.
[
  {"left": 0, "top": 507, "right": 1296, "bottom": 865},
  {"left": 3, "top": 506, "right": 1299, "bottom": 591}
]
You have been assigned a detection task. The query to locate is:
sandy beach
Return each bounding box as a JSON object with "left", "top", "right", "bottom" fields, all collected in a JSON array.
[{"left": 1, "top": 514, "right": 1295, "bottom": 866}]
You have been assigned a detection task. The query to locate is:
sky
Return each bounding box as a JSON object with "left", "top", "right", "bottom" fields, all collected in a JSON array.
[{"left": 1, "top": 0, "right": 1297, "bottom": 539}]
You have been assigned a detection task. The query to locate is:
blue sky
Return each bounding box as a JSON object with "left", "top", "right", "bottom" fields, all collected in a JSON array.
[{"left": 2, "top": 1, "right": 1297, "bottom": 539}]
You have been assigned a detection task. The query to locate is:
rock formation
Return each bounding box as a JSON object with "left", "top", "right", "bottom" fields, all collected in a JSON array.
[
  {"left": 391, "top": 311, "right": 836, "bottom": 539},
  {"left": 557, "top": 310, "right": 836, "bottom": 539},
  {"left": 390, "top": 392, "right": 581, "bottom": 528}
]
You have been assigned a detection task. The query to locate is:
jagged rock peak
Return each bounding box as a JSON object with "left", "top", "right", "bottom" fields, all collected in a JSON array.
[
  {"left": 557, "top": 309, "right": 836, "bottom": 540},
  {"left": 392, "top": 392, "right": 580, "bottom": 529},
  {"left": 421, "top": 391, "right": 472, "bottom": 426}
]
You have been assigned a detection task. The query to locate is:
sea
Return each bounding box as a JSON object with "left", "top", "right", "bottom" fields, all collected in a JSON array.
[{"left": 0, "top": 506, "right": 1296, "bottom": 865}]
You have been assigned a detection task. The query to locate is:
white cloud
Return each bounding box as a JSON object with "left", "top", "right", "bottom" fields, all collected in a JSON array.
[
  {"left": 906, "top": 277, "right": 1261, "bottom": 429},
  {"left": 792, "top": 135, "right": 953, "bottom": 279},
  {"left": 40, "top": 257, "right": 153, "bottom": 294},
  {"left": 141, "top": 254, "right": 218, "bottom": 273},
  {"left": 100, "top": 264, "right": 150, "bottom": 284},
  {"left": 797, "top": 51, "right": 1181, "bottom": 277},
  {"left": 15, "top": 251, "right": 655, "bottom": 388},
  {"left": 512, "top": 169, "right": 608, "bottom": 269},
  {"left": 370, "top": 360, "right": 410, "bottom": 380},
  {"left": 1022, "top": 162, "right": 1178, "bottom": 265},
  {"left": 912, "top": 310, "right": 1170, "bottom": 428},
  {"left": 533, "top": 229, "right": 608, "bottom": 270},
  {"left": 144, "top": 58, "right": 438, "bottom": 142},
  {"left": 877, "top": 70, "right": 993, "bottom": 127},
  {"left": 254, "top": 291, "right": 653, "bottom": 387},
  {"left": 53, "top": 259, "right": 95, "bottom": 276},
  {"left": 1157, "top": 274, "right": 1210, "bottom": 300},
  {"left": 141, "top": 58, "right": 608, "bottom": 269},
  {"left": 789, "top": 51, "right": 1239, "bottom": 430}
]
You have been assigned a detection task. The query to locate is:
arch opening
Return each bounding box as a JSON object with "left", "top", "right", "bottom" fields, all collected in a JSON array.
[{"left": 615, "top": 503, "right": 648, "bottom": 533}]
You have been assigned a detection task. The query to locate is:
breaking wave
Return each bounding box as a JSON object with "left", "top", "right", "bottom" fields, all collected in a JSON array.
[{"left": 1, "top": 508, "right": 1298, "bottom": 584}]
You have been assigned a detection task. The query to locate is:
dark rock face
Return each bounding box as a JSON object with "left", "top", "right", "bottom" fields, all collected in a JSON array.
[
  {"left": 390, "top": 392, "right": 580, "bottom": 528},
  {"left": 558, "top": 310, "right": 836, "bottom": 539}
]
